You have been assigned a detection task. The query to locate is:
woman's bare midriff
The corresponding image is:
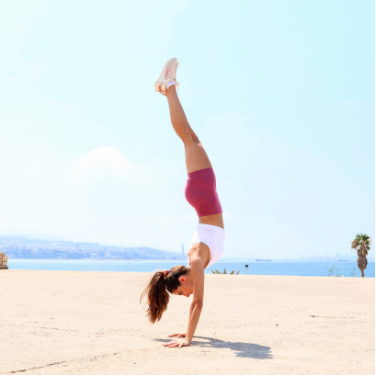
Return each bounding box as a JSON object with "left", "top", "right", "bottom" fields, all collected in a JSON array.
[{"left": 198, "top": 213, "right": 224, "bottom": 229}]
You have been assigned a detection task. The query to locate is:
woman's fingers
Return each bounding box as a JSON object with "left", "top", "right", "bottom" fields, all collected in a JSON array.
[
  {"left": 168, "top": 333, "right": 186, "bottom": 338},
  {"left": 163, "top": 340, "right": 175, "bottom": 347},
  {"left": 163, "top": 340, "right": 176, "bottom": 346},
  {"left": 163, "top": 339, "right": 190, "bottom": 349},
  {"left": 166, "top": 341, "right": 179, "bottom": 348}
]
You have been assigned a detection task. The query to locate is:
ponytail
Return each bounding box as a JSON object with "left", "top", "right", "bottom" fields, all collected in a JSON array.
[{"left": 140, "top": 265, "right": 189, "bottom": 323}]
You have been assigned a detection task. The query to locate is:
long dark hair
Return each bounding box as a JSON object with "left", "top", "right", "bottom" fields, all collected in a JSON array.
[{"left": 140, "top": 265, "right": 189, "bottom": 323}]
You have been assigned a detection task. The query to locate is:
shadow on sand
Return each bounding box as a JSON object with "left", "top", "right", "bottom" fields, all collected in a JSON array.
[{"left": 155, "top": 336, "right": 272, "bottom": 359}]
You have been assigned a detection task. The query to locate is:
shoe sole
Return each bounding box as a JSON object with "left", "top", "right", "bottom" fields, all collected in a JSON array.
[{"left": 155, "top": 57, "right": 179, "bottom": 93}]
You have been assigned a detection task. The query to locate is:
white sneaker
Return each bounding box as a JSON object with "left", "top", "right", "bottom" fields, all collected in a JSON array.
[{"left": 154, "top": 57, "right": 179, "bottom": 94}]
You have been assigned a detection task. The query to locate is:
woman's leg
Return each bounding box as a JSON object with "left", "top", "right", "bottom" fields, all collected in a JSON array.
[{"left": 166, "top": 85, "right": 212, "bottom": 174}]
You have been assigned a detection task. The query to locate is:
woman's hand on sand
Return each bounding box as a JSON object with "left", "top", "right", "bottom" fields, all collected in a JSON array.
[
  {"left": 163, "top": 339, "right": 191, "bottom": 348},
  {"left": 168, "top": 333, "right": 186, "bottom": 338}
]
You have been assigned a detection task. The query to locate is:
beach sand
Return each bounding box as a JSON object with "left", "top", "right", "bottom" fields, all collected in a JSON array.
[{"left": 1, "top": 270, "right": 374, "bottom": 375}]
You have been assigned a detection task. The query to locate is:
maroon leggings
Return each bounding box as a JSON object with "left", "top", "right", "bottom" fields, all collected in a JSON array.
[{"left": 185, "top": 168, "right": 222, "bottom": 217}]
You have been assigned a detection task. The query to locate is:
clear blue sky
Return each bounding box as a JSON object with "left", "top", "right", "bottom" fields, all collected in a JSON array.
[{"left": 0, "top": 0, "right": 374, "bottom": 259}]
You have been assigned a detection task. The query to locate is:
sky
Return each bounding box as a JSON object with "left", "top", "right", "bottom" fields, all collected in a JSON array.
[{"left": 0, "top": 0, "right": 374, "bottom": 259}]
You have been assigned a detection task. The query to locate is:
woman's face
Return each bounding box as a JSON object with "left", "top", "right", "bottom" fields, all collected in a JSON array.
[{"left": 172, "top": 274, "right": 194, "bottom": 297}]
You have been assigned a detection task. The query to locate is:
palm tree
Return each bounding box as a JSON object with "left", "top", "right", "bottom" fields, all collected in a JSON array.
[{"left": 351, "top": 234, "right": 371, "bottom": 278}]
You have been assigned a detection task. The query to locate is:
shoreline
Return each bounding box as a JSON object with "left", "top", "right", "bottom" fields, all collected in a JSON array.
[
  {"left": 7, "top": 257, "right": 374, "bottom": 262},
  {"left": 6, "top": 260, "right": 376, "bottom": 278},
  {"left": 3, "top": 268, "right": 376, "bottom": 278}
]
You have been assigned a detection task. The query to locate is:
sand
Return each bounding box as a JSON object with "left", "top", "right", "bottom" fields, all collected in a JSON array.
[{"left": 0, "top": 270, "right": 374, "bottom": 375}]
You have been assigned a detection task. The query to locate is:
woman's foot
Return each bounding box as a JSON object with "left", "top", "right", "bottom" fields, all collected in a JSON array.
[{"left": 155, "top": 57, "right": 179, "bottom": 95}]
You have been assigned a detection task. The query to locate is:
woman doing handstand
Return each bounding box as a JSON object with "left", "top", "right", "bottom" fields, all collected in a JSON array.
[{"left": 141, "top": 57, "right": 225, "bottom": 349}]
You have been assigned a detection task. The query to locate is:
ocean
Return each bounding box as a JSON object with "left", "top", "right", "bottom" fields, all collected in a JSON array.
[{"left": 6, "top": 259, "right": 375, "bottom": 278}]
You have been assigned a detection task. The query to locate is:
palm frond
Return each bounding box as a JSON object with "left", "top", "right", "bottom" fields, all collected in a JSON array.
[
  {"left": 326, "top": 265, "right": 335, "bottom": 276},
  {"left": 351, "top": 234, "right": 372, "bottom": 256},
  {"left": 211, "top": 268, "right": 242, "bottom": 275},
  {"left": 334, "top": 267, "right": 343, "bottom": 277}
]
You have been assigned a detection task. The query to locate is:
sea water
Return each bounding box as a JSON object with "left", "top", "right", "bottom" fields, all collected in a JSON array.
[{"left": 7, "top": 259, "right": 375, "bottom": 278}]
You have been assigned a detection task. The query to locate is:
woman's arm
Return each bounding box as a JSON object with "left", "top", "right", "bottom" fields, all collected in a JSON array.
[
  {"left": 164, "top": 258, "right": 205, "bottom": 348},
  {"left": 185, "top": 261, "right": 204, "bottom": 342}
]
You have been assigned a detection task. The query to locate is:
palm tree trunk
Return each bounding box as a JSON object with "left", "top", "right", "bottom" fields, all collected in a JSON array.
[{"left": 357, "top": 256, "right": 368, "bottom": 278}]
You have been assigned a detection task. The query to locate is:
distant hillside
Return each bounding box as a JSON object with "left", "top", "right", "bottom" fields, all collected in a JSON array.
[{"left": 0, "top": 237, "right": 183, "bottom": 260}]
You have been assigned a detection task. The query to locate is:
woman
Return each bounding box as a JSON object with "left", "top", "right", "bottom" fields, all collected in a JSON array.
[{"left": 141, "top": 57, "right": 225, "bottom": 349}]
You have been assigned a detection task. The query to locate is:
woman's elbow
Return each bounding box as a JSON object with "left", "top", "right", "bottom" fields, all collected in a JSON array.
[{"left": 193, "top": 301, "right": 204, "bottom": 308}]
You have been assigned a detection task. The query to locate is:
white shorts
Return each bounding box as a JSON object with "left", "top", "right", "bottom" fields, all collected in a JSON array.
[{"left": 190, "top": 224, "right": 225, "bottom": 269}]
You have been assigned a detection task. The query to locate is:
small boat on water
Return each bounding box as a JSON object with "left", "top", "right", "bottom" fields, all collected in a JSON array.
[{"left": 256, "top": 259, "right": 271, "bottom": 262}]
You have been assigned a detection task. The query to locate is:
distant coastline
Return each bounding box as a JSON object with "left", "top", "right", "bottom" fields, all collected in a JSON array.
[
  {"left": 1, "top": 236, "right": 374, "bottom": 263},
  {"left": 0, "top": 236, "right": 183, "bottom": 261},
  {"left": 256, "top": 259, "right": 272, "bottom": 262},
  {"left": 8, "top": 258, "right": 186, "bottom": 262}
]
